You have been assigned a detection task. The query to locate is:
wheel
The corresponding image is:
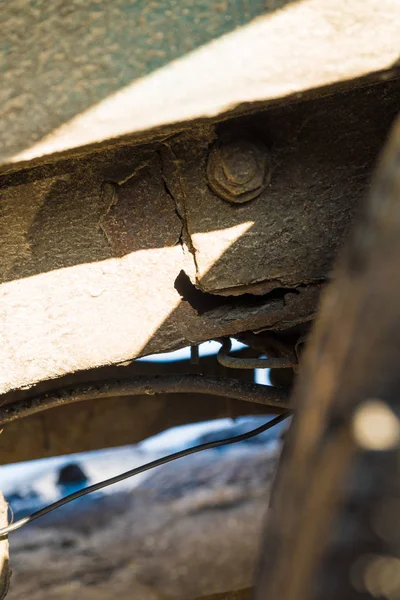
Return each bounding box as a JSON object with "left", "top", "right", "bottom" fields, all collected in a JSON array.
[{"left": 255, "top": 117, "right": 400, "bottom": 600}]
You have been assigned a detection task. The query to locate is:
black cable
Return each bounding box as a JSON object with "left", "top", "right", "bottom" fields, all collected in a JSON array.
[
  {"left": 0, "top": 374, "right": 290, "bottom": 426},
  {"left": 217, "top": 339, "right": 297, "bottom": 370},
  {"left": 0, "top": 411, "right": 292, "bottom": 537}
]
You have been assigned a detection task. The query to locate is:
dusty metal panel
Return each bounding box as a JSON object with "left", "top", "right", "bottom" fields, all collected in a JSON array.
[
  {"left": 1, "top": 0, "right": 400, "bottom": 166},
  {"left": 1, "top": 0, "right": 268, "bottom": 165},
  {"left": 0, "top": 81, "right": 399, "bottom": 395}
]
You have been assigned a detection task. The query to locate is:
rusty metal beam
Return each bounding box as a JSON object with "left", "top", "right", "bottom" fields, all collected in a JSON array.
[
  {"left": 0, "top": 376, "right": 289, "bottom": 427},
  {"left": 0, "top": 390, "right": 275, "bottom": 465},
  {"left": 0, "top": 355, "right": 277, "bottom": 464},
  {"left": 1, "top": 80, "right": 399, "bottom": 395}
]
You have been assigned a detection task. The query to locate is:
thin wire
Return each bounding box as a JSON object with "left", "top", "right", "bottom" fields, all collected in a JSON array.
[
  {"left": 0, "top": 412, "right": 292, "bottom": 537},
  {"left": 217, "top": 339, "right": 297, "bottom": 370}
]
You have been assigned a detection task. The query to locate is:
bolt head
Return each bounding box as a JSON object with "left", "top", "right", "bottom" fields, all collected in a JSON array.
[{"left": 207, "top": 139, "right": 270, "bottom": 204}]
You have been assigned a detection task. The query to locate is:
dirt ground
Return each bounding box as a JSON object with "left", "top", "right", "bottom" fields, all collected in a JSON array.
[{"left": 6, "top": 446, "right": 280, "bottom": 600}]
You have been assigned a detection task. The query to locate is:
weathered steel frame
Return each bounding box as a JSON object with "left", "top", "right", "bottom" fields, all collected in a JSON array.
[
  {"left": 1, "top": 78, "right": 400, "bottom": 464},
  {"left": 2, "top": 80, "right": 400, "bottom": 398}
]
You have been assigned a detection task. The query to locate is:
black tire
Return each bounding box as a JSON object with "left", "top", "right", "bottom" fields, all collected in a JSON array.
[{"left": 255, "top": 117, "right": 400, "bottom": 600}]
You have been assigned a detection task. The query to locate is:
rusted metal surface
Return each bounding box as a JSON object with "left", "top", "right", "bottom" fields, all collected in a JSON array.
[
  {"left": 170, "top": 81, "right": 400, "bottom": 297},
  {"left": 1, "top": 0, "right": 399, "bottom": 166},
  {"left": 0, "top": 81, "right": 399, "bottom": 395}
]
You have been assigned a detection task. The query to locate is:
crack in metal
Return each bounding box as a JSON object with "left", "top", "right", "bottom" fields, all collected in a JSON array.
[{"left": 159, "top": 143, "right": 199, "bottom": 272}]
